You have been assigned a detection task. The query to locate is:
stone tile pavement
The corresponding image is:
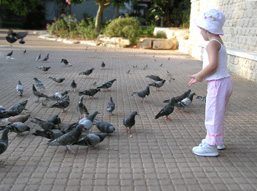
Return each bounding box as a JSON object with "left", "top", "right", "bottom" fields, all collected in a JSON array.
[{"left": 0, "top": 29, "right": 257, "bottom": 191}]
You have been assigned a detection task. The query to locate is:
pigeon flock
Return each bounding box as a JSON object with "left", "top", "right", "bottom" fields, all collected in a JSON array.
[{"left": 0, "top": 30, "right": 206, "bottom": 160}]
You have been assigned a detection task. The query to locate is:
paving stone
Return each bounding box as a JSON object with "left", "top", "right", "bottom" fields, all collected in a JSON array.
[{"left": 0, "top": 29, "right": 257, "bottom": 191}]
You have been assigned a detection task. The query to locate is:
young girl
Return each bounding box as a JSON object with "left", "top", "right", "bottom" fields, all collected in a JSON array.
[{"left": 188, "top": 9, "right": 233, "bottom": 157}]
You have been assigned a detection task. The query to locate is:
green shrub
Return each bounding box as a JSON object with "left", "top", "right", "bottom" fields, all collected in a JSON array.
[{"left": 104, "top": 16, "right": 140, "bottom": 44}]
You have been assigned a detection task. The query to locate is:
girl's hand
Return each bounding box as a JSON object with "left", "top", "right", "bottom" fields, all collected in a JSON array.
[{"left": 188, "top": 74, "right": 203, "bottom": 86}]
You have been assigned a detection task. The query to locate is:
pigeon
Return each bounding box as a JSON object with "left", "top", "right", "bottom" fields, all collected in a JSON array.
[
  {"left": 101, "top": 61, "right": 105, "bottom": 69},
  {"left": 35, "top": 54, "right": 41, "bottom": 61},
  {"left": 7, "top": 114, "right": 30, "bottom": 124},
  {"left": 0, "top": 106, "right": 9, "bottom": 119},
  {"left": 163, "top": 89, "right": 191, "bottom": 103},
  {"left": 42, "top": 54, "right": 49, "bottom": 62},
  {"left": 143, "top": 64, "right": 148, "bottom": 70},
  {"left": 94, "top": 120, "right": 115, "bottom": 134},
  {"left": 37, "top": 66, "right": 51, "bottom": 73},
  {"left": 78, "top": 88, "right": 100, "bottom": 98},
  {"left": 16, "top": 80, "right": 23, "bottom": 97},
  {"left": 6, "top": 122, "right": 30, "bottom": 135},
  {"left": 71, "top": 80, "right": 77, "bottom": 92},
  {"left": 123, "top": 111, "right": 138, "bottom": 135},
  {"left": 77, "top": 96, "right": 89, "bottom": 119},
  {"left": 131, "top": 85, "right": 150, "bottom": 103},
  {"left": 79, "top": 68, "right": 94, "bottom": 77},
  {"left": 97, "top": 79, "right": 116, "bottom": 91},
  {"left": 61, "top": 59, "right": 72, "bottom": 66},
  {"left": 33, "top": 77, "right": 45, "bottom": 91},
  {"left": 196, "top": 96, "right": 206, "bottom": 103},
  {"left": 33, "top": 129, "right": 64, "bottom": 141},
  {"left": 23, "top": 49, "right": 26, "bottom": 54},
  {"left": 126, "top": 70, "right": 131, "bottom": 74},
  {"left": 48, "top": 124, "right": 84, "bottom": 153},
  {"left": 32, "top": 84, "right": 48, "bottom": 102},
  {"left": 175, "top": 93, "right": 196, "bottom": 112},
  {"left": 155, "top": 98, "right": 176, "bottom": 121},
  {"left": 149, "top": 80, "right": 166, "bottom": 91},
  {"left": 46, "top": 90, "right": 70, "bottom": 101},
  {"left": 166, "top": 71, "right": 175, "bottom": 82},
  {"left": 78, "top": 111, "right": 99, "bottom": 133},
  {"left": 48, "top": 77, "right": 65, "bottom": 84},
  {"left": 106, "top": 97, "right": 115, "bottom": 115},
  {"left": 8, "top": 100, "right": 28, "bottom": 116},
  {"left": 6, "top": 30, "right": 27, "bottom": 46},
  {"left": 6, "top": 36, "right": 17, "bottom": 46},
  {"left": 74, "top": 133, "right": 107, "bottom": 147},
  {"left": 62, "top": 122, "right": 78, "bottom": 134},
  {"left": 146, "top": 75, "right": 163, "bottom": 81},
  {"left": 5, "top": 51, "right": 14, "bottom": 59},
  {"left": 50, "top": 95, "right": 70, "bottom": 113},
  {"left": 47, "top": 115, "right": 61, "bottom": 126},
  {"left": 0, "top": 127, "right": 9, "bottom": 155},
  {"left": 31, "top": 118, "right": 57, "bottom": 131}
]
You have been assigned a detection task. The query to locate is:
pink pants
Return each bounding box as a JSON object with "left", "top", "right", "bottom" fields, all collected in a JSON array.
[{"left": 205, "top": 77, "right": 233, "bottom": 146}]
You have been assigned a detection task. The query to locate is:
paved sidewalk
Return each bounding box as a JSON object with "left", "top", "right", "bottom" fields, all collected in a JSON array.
[{"left": 0, "top": 29, "right": 257, "bottom": 191}]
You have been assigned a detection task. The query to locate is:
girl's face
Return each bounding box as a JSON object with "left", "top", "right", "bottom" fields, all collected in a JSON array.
[{"left": 200, "top": 28, "right": 209, "bottom": 41}]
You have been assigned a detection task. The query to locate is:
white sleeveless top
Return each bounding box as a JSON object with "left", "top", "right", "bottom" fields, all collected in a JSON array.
[{"left": 202, "top": 39, "right": 230, "bottom": 81}]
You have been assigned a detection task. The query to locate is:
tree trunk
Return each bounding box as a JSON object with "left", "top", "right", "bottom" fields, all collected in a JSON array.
[{"left": 95, "top": 3, "right": 104, "bottom": 34}]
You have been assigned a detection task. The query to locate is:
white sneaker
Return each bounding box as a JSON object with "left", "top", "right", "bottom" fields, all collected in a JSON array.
[
  {"left": 192, "top": 142, "right": 219, "bottom": 157},
  {"left": 201, "top": 139, "right": 225, "bottom": 150}
]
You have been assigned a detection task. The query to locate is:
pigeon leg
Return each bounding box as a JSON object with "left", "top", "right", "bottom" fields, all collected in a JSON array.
[
  {"left": 62, "top": 109, "right": 67, "bottom": 113},
  {"left": 128, "top": 129, "right": 132, "bottom": 135},
  {"left": 165, "top": 117, "right": 172, "bottom": 121},
  {"left": 66, "top": 145, "right": 76, "bottom": 154}
]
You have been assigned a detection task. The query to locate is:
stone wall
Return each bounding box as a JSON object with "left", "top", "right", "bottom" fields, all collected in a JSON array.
[{"left": 179, "top": 0, "right": 257, "bottom": 82}]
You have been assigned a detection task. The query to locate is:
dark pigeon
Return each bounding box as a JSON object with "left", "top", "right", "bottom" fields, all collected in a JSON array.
[
  {"left": 42, "top": 54, "right": 49, "bottom": 62},
  {"left": 163, "top": 89, "right": 191, "bottom": 103},
  {"left": 32, "top": 84, "right": 48, "bottom": 102},
  {"left": 106, "top": 97, "right": 115, "bottom": 115},
  {"left": 74, "top": 133, "right": 107, "bottom": 147},
  {"left": 77, "top": 96, "right": 89, "bottom": 120},
  {"left": 149, "top": 80, "right": 166, "bottom": 91},
  {"left": 155, "top": 98, "right": 176, "bottom": 121},
  {"left": 50, "top": 95, "right": 70, "bottom": 113},
  {"left": 79, "top": 68, "right": 94, "bottom": 77},
  {"left": 37, "top": 66, "right": 51, "bottom": 73},
  {"left": 31, "top": 117, "right": 57, "bottom": 131},
  {"left": 48, "top": 77, "right": 65, "bottom": 84},
  {"left": 175, "top": 93, "right": 196, "bottom": 112},
  {"left": 123, "top": 111, "right": 138, "bottom": 135},
  {"left": 7, "top": 122, "right": 30, "bottom": 135},
  {"left": 78, "top": 88, "right": 100, "bottom": 98},
  {"left": 0, "top": 127, "right": 9, "bottom": 155},
  {"left": 33, "top": 129, "right": 64, "bottom": 141},
  {"left": 33, "top": 77, "right": 45, "bottom": 91},
  {"left": 131, "top": 85, "right": 150, "bottom": 103},
  {"left": 48, "top": 124, "right": 84, "bottom": 153},
  {"left": 71, "top": 80, "right": 77, "bottom": 92},
  {"left": 61, "top": 59, "right": 72, "bottom": 66},
  {"left": 146, "top": 75, "right": 163, "bottom": 81},
  {"left": 97, "top": 79, "right": 116, "bottom": 91},
  {"left": 8, "top": 100, "right": 28, "bottom": 116},
  {"left": 16, "top": 80, "right": 23, "bottom": 97},
  {"left": 47, "top": 115, "right": 61, "bottom": 126}
]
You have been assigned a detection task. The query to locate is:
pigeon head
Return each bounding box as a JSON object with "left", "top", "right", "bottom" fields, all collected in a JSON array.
[
  {"left": 22, "top": 100, "right": 28, "bottom": 106},
  {"left": 97, "top": 133, "right": 107, "bottom": 142},
  {"left": 131, "top": 111, "right": 138, "bottom": 117}
]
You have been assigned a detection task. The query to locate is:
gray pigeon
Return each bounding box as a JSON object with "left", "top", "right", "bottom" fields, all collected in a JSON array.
[
  {"left": 196, "top": 96, "right": 206, "bottom": 103},
  {"left": 35, "top": 54, "right": 41, "bottom": 61},
  {"left": 61, "top": 59, "right": 72, "bottom": 66},
  {"left": 131, "top": 85, "right": 150, "bottom": 103},
  {"left": 48, "top": 124, "right": 84, "bottom": 153},
  {"left": 146, "top": 75, "right": 163, "bottom": 81},
  {"left": 77, "top": 96, "right": 89, "bottom": 120},
  {"left": 16, "top": 80, "right": 23, "bottom": 97},
  {"left": 71, "top": 80, "right": 77, "bottom": 92},
  {"left": 62, "top": 123, "right": 78, "bottom": 134},
  {"left": 78, "top": 88, "right": 100, "bottom": 98},
  {"left": 7, "top": 122, "right": 30, "bottom": 135},
  {"left": 8, "top": 100, "right": 28, "bottom": 116},
  {"left": 97, "top": 79, "right": 116, "bottom": 91},
  {"left": 33, "top": 129, "right": 64, "bottom": 141},
  {"left": 42, "top": 54, "right": 49, "bottom": 62},
  {"left": 106, "top": 97, "right": 115, "bottom": 115},
  {"left": 79, "top": 68, "right": 94, "bottom": 77},
  {"left": 163, "top": 89, "right": 191, "bottom": 103},
  {"left": 32, "top": 84, "right": 48, "bottom": 102},
  {"left": 47, "top": 115, "right": 61, "bottom": 126},
  {"left": 94, "top": 120, "right": 115, "bottom": 134},
  {"left": 74, "top": 133, "right": 107, "bottom": 147},
  {"left": 175, "top": 93, "right": 196, "bottom": 112},
  {"left": 149, "top": 80, "right": 166, "bottom": 91},
  {"left": 33, "top": 77, "right": 45, "bottom": 91},
  {"left": 123, "top": 111, "right": 138, "bottom": 135},
  {"left": 48, "top": 77, "right": 65, "bottom": 84},
  {"left": 31, "top": 118, "right": 57, "bottom": 131},
  {"left": 78, "top": 111, "right": 99, "bottom": 133},
  {"left": 0, "top": 106, "right": 9, "bottom": 119},
  {"left": 46, "top": 90, "right": 70, "bottom": 101},
  {"left": 0, "top": 127, "right": 9, "bottom": 155},
  {"left": 50, "top": 95, "right": 70, "bottom": 113},
  {"left": 155, "top": 98, "right": 176, "bottom": 121},
  {"left": 37, "top": 66, "right": 51, "bottom": 73},
  {"left": 101, "top": 61, "right": 105, "bottom": 69}
]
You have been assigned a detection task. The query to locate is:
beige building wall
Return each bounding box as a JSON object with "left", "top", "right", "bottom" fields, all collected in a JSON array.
[{"left": 179, "top": 0, "right": 257, "bottom": 82}]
